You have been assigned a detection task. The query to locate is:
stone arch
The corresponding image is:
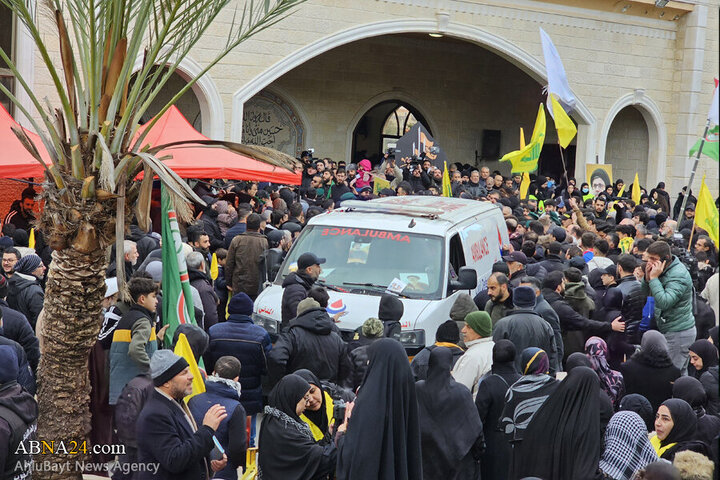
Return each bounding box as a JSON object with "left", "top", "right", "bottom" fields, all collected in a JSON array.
[
  {"left": 132, "top": 54, "right": 225, "bottom": 139},
  {"left": 231, "top": 19, "right": 597, "bottom": 173},
  {"left": 345, "top": 91, "right": 438, "bottom": 162},
  {"left": 598, "top": 90, "right": 666, "bottom": 187}
]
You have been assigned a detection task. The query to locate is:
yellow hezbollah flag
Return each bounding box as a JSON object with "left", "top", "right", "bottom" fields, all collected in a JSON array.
[
  {"left": 442, "top": 162, "right": 452, "bottom": 197},
  {"left": 632, "top": 172, "right": 641, "bottom": 205},
  {"left": 518, "top": 128, "right": 531, "bottom": 200},
  {"left": 373, "top": 175, "right": 391, "bottom": 195},
  {"left": 550, "top": 93, "right": 577, "bottom": 149},
  {"left": 28, "top": 228, "right": 35, "bottom": 249},
  {"left": 501, "top": 104, "right": 546, "bottom": 173},
  {"left": 210, "top": 253, "right": 219, "bottom": 281},
  {"left": 695, "top": 175, "right": 719, "bottom": 245},
  {"left": 174, "top": 332, "right": 206, "bottom": 402}
]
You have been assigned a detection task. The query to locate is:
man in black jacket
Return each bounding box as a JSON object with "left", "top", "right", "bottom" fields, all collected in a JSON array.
[
  {"left": 280, "top": 252, "right": 323, "bottom": 327},
  {"left": 136, "top": 350, "right": 227, "bottom": 480},
  {"left": 269, "top": 298, "right": 351, "bottom": 387},
  {"left": 0, "top": 275, "right": 40, "bottom": 375},
  {"left": 198, "top": 196, "right": 225, "bottom": 252},
  {"left": 539, "top": 241, "right": 567, "bottom": 274},
  {"left": 0, "top": 315, "right": 35, "bottom": 394},
  {"left": 0, "top": 345, "right": 38, "bottom": 480},
  {"left": 605, "top": 254, "right": 647, "bottom": 369},
  {"left": 518, "top": 276, "right": 564, "bottom": 372},
  {"left": 378, "top": 293, "right": 404, "bottom": 339},
  {"left": 6, "top": 254, "right": 44, "bottom": 330},
  {"left": 187, "top": 252, "right": 219, "bottom": 332},
  {"left": 542, "top": 270, "right": 625, "bottom": 363}
]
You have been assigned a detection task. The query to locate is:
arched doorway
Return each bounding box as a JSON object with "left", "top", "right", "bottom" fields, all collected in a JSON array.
[
  {"left": 351, "top": 101, "right": 430, "bottom": 164},
  {"left": 232, "top": 19, "right": 596, "bottom": 176},
  {"left": 604, "top": 106, "right": 650, "bottom": 185}
]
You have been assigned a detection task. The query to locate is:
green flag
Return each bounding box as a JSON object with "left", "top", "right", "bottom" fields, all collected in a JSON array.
[
  {"left": 161, "top": 184, "right": 196, "bottom": 346},
  {"left": 689, "top": 125, "right": 719, "bottom": 161}
]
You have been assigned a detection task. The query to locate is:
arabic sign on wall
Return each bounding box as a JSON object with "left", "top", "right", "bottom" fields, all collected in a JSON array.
[{"left": 242, "top": 90, "right": 305, "bottom": 158}]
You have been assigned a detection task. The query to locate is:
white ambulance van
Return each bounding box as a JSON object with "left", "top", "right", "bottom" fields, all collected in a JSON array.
[{"left": 253, "top": 196, "right": 509, "bottom": 354}]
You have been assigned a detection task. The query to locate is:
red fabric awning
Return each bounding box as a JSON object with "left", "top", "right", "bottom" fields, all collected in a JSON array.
[
  {"left": 135, "top": 106, "right": 302, "bottom": 184},
  {"left": 0, "top": 104, "right": 52, "bottom": 179}
]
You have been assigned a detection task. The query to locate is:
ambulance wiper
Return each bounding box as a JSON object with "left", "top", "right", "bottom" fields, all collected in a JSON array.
[
  {"left": 316, "top": 280, "right": 347, "bottom": 293},
  {"left": 341, "top": 282, "right": 411, "bottom": 299}
]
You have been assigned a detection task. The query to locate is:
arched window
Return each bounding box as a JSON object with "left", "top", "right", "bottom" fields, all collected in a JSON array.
[
  {"left": 0, "top": 4, "right": 16, "bottom": 114},
  {"left": 352, "top": 100, "right": 429, "bottom": 164}
]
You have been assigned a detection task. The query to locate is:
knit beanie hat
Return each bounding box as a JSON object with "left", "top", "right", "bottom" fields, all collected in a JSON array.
[
  {"left": 465, "top": 311, "right": 492, "bottom": 338},
  {"left": 14, "top": 254, "right": 42, "bottom": 275},
  {"left": 150, "top": 349, "right": 189, "bottom": 387},
  {"left": 435, "top": 320, "right": 460, "bottom": 344},
  {"left": 296, "top": 298, "right": 320, "bottom": 317},
  {"left": 228, "top": 292, "right": 254, "bottom": 316},
  {"left": 513, "top": 286, "right": 537, "bottom": 309},
  {"left": 361, "top": 317, "right": 384, "bottom": 338},
  {"left": 0, "top": 236, "right": 13, "bottom": 249},
  {"left": 0, "top": 345, "right": 19, "bottom": 384}
]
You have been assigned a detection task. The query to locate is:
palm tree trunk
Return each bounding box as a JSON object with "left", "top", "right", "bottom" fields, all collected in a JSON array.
[{"left": 36, "top": 246, "right": 107, "bottom": 480}]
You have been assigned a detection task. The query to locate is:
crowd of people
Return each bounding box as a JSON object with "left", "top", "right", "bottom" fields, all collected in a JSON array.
[{"left": 0, "top": 151, "right": 718, "bottom": 480}]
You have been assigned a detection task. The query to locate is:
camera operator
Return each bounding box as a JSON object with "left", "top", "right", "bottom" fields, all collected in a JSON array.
[
  {"left": 401, "top": 157, "right": 432, "bottom": 192},
  {"left": 379, "top": 152, "right": 404, "bottom": 190}
]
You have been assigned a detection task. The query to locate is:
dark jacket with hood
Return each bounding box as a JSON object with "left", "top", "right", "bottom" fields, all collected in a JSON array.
[
  {"left": 0, "top": 299, "right": 40, "bottom": 374},
  {"left": 280, "top": 271, "right": 315, "bottom": 325},
  {"left": 492, "top": 308, "right": 558, "bottom": 375},
  {"left": 0, "top": 381, "right": 38, "bottom": 479},
  {"left": 205, "top": 313, "right": 272, "bottom": 415},
  {"left": 269, "top": 307, "right": 351, "bottom": 386},
  {"left": 379, "top": 294, "right": 404, "bottom": 339},
  {"left": 606, "top": 275, "right": 646, "bottom": 342},
  {"left": 542, "top": 289, "right": 611, "bottom": 359},
  {"left": 188, "top": 268, "right": 219, "bottom": 332},
  {"left": 539, "top": 254, "right": 567, "bottom": 274},
  {"left": 199, "top": 207, "right": 225, "bottom": 252},
  {"left": 128, "top": 224, "right": 160, "bottom": 266},
  {"left": 345, "top": 335, "right": 380, "bottom": 391},
  {"left": 114, "top": 374, "right": 153, "bottom": 449},
  {"left": 6, "top": 273, "right": 43, "bottom": 330},
  {"left": 0, "top": 336, "right": 35, "bottom": 395},
  {"left": 620, "top": 349, "right": 681, "bottom": 414}
]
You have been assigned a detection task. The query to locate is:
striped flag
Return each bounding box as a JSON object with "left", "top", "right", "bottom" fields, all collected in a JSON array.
[{"left": 161, "top": 184, "right": 197, "bottom": 346}]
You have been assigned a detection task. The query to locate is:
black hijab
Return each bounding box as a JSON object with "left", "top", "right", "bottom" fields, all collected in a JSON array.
[
  {"left": 294, "top": 369, "right": 329, "bottom": 437},
  {"left": 688, "top": 339, "right": 719, "bottom": 378},
  {"left": 566, "top": 351, "right": 592, "bottom": 371},
  {"left": 659, "top": 398, "right": 697, "bottom": 447},
  {"left": 415, "top": 347, "right": 483, "bottom": 480},
  {"left": 619, "top": 394, "right": 654, "bottom": 432},
  {"left": 513, "top": 366, "right": 602, "bottom": 480},
  {"left": 336, "top": 338, "right": 422, "bottom": 480},
  {"left": 491, "top": 339, "right": 520, "bottom": 379},
  {"left": 258, "top": 374, "right": 334, "bottom": 480},
  {"left": 673, "top": 376, "right": 708, "bottom": 412}
]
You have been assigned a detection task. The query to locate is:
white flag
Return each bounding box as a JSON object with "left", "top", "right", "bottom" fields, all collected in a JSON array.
[
  {"left": 708, "top": 80, "right": 719, "bottom": 126},
  {"left": 540, "top": 28, "right": 576, "bottom": 115}
]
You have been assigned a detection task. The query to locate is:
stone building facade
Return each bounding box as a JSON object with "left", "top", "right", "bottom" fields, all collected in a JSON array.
[{"left": 4, "top": 0, "right": 719, "bottom": 197}]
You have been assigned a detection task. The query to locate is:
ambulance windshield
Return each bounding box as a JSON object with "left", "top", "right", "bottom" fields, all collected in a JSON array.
[{"left": 279, "top": 226, "right": 445, "bottom": 299}]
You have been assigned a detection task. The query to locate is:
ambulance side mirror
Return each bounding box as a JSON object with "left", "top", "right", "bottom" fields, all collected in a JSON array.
[{"left": 449, "top": 267, "right": 477, "bottom": 292}]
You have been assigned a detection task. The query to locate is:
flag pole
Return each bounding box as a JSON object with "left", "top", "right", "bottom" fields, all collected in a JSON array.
[
  {"left": 557, "top": 143, "right": 571, "bottom": 190},
  {"left": 687, "top": 218, "right": 696, "bottom": 252},
  {"left": 677, "top": 118, "right": 710, "bottom": 222}
]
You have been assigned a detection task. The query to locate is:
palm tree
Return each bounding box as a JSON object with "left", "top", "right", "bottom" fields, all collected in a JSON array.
[{"left": 0, "top": 0, "right": 302, "bottom": 477}]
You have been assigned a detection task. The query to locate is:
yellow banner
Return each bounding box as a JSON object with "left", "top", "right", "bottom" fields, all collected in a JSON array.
[
  {"left": 696, "top": 175, "right": 719, "bottom": 245},
  {"left": 442, "top": 162, "right": 452, "bottom": 197},
  {"left": 500, "top": 104, "right": 546, "bottom": 173},
  {"left": 550, "top": 93, "right": 577, "bottom": 149},
  {"left": 174, "top": 333, "right": 206, "bottom": 402},
  {"left": 632, "top": 172, "right": 641, "bottom": 205}
]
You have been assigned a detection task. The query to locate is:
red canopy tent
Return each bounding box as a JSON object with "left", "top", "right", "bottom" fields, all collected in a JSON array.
[
  {"left": 135, "top": 106, "right": 302, "bottom": 184},
  {"left": 0, "top": 103, "right": 52, "bottom": 179}
]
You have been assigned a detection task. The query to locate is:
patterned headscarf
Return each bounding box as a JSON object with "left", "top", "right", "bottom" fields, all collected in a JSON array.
[
  {"left": 521, "top": 347, "right": 549, "bottom": 375},
  {"left": 599, "top": 411, "right": 658, "bottom": 480},
  {"left": 586, "top": 336, "right": 625, "bottom": 406}
]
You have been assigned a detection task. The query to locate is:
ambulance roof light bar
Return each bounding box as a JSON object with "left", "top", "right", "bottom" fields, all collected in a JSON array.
[{"left": 339, "top": 200, "right": 444, "bottom": 219}]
